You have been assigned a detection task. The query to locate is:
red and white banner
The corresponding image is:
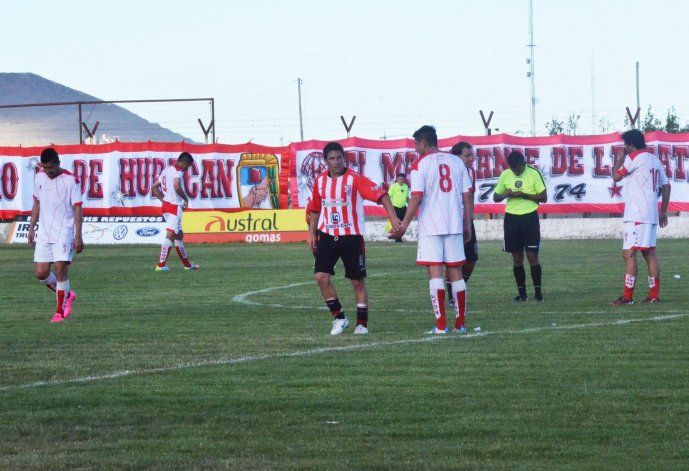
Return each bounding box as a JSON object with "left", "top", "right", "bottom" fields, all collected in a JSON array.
[
  {"left": 291, "top": 132, "right": 689, "bottom": 215},
  {"left": 0, "top": 142, "right": 290, "bottom": 220}
]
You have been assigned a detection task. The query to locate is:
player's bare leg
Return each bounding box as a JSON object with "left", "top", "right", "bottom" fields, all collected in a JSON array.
[
  {"left": 611, "top": 249, "right": 638, "bottom": 305},
  {"left": 174, "top": 230, "right": 198, "bottom": 270},
  {"left": 156, "top": 230, "right": 175, "bottom": 271},
  {"left": 512, "top": 252, "right": 528, "bottom": 302},
  {"left": 316, "top": 272, "right": 348, "bottom": 335},
  {"left": 444, "top": 266, "right": 467, "bottom": 333},
  {"left": 462, "top": 260, "right": 476, "bottom": 283},
  {"left": 526, "top": 252, "right": 543, "bottom": 301},
  {"left": 350, "top": 278, "right": 369, "bottom": 333},
  {"left": 35, "top": 262, "right": 56, "bottom": 293},
  {"left": 641, "top": 248, "right": 660, "bottom": 302},
  {"left": 426, "top": 265, "right": 448, "bottom": 333}
]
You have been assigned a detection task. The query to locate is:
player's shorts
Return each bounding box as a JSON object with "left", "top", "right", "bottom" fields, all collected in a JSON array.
[
  {"left": 504, "top": 210, "right": 540, "bottom": 253},
  {"left": 417, "top": 234, "right": 466, "bottom": 267},
  {"left": 464, "top": 221, "right": 478, "bottom": 263},
  {"left": 623, "top": 222, "right": 657, "bottom": 251},
  {"left": 314, "top": 232, "right": 366, "bottom": 280},
  {"left": 163, "top": 205, "right": 183, "bottom": 234},
  {"left": 34, "top": 240, "right": 73, "bottom": 263}
]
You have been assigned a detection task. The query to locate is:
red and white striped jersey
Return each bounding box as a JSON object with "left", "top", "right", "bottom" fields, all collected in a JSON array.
[
  {"left": 616, "top": 150, "right": 669, "bottom": 223},
  {"left": 33, "top": 169, "right": 83, "bottom": 243},
  {"left": 410, "top": 151, "right": 472, "bottom": 237},
  {"left": 308, "top": 169, "right": 386, "bottom": 236},
  {"left": 157, "top": 164, "right": 184, "bottom": 213}
]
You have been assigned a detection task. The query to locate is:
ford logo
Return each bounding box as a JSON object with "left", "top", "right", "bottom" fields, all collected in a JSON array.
[
  {"left": 136, "top": 227, "right": 160, "bottom": 237},
  {"left": 113, "top": 225, "right": 128, "bottom": 240}
]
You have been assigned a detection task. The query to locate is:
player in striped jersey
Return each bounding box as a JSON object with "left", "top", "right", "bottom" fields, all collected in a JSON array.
[
  {"left": 28, "top": 148, "right": 83, "bottom": 323},
  {"left": 307, "top": 142, "right": 401, "bottom": 335}
]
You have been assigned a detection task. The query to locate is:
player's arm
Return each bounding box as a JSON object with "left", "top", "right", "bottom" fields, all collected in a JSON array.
[
  {"left": 612, "top": 153, "right": 631, "bottom": 183},
  {"left": 151, "top": 180, "right": 164, "bottom": 203},
  {"left": 659, "top": 183, "right": 671, "bottom": 228},
  {"left": 379, "top": 194, "right": 401, "bottom": 232},
  {"left": 511, "top": 190, "right": 547, "bottom": 203},
  {"left": 28, "top": 197, "right": 39, "bottom": 247},
  {"left": 395, "top": 193, "right": 422, "bottom": 238},
  {"left": 462, "top": 191, "right": 473, "bottom": 243},
  {"left": 173, "top": 177, "right": 189, "bottom": 209},
  {"left": 73, "top": 203, "right": 84, "bottom": 254},
  {"left": 492, "top": 175, "right": 510, "bottom": 202},
  {"left": 307, "top": 210, "right": 320, "bottom": 252}
]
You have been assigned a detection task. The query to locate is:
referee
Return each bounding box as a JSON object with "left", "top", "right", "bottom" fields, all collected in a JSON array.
[{"left": 493, "top": 151, "right": 547, "bottom": 302}]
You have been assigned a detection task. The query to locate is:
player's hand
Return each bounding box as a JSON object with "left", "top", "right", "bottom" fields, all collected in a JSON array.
[
  {"left": 659, "top": 212, "right": 668, "bottom": 228},
  {"left": 28, "top": 230, "right": 36, "bottom": 247},
  {"left": 463, "top": 225, "right": 471, "bottom": 243},
  {"left": 308, "top": 232, "right": 318, "bottom": 253},
  {"left": 74, "top": 236, "right": 84, "bottom": 254},
  {"left": 390, "top": 216, "right": 402, "bottom": 233},
  {"left": 182, "top": 200, "right": 189, "bottom": 209},
  {"left": 509, "top": 191, "right": 525, "bottom": 199}
]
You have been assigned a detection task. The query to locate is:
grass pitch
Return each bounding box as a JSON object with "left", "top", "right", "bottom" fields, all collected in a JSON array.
[{"left": 1, "top": 240, "right": 688, "bottom": 469}]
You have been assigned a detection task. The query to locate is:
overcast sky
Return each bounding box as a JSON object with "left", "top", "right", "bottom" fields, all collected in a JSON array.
[{"left": 3, "top": 0, "right": 687, "bottom": 145}]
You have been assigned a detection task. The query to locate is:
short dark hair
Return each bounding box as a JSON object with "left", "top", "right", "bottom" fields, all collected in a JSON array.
[
  {"left": 178, "top": 152, "right": 194, "bottom": 164},
  {"left": 450, "top": 141, "right": 472, "bottom": 156},
  {"left": 621, "top": 129, "right": 646, "bottom": 150},
  {"left": 396, "top": 172, "right": 406, "bottom": 178},
  {"left": 507, "top": 151, "right": 525, "bottom": 168},
  {"left": 412, "top": 125, "right": 438, "bottom": 146},
  {"left": 323, "top": 141, "right": 344, "bottom": 157},
  {"left": 40, "top": 147, "right": 59, "bottom": 164}
]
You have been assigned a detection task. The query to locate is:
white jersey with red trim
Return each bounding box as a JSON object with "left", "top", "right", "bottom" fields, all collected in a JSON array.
[
  {"left": 33, "top": 169, "right": 83, "bottom": 243},
  {"left": 617, "top": 150, "right": 669, "bottom": 223},
  {"left": 157, "top": 165, "right": 184, "bottom": 212},
  {"left": 410, "top": 151, "right": 472, "bottom": 237},
  {"left": 308, "top": 169, "right": 386, "bottom": 237}
]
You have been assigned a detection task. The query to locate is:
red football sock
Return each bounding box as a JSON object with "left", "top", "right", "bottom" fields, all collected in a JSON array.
[
  {"left": 158, "top": 239, "right": 172, "bottom": 267},
  {"left": 175, "top": 245, "right": 192, "bottom": 268},
  {"left": 451, "top": 280, "right": 467, "bottom": 329},
  {"left": 429, "top": 278, "right": 446, "bottom": 331},
  {"left": 648, "top": 276, "right": 659, "bottom": 299},
  {"left": 623, "top": 274, "right": 635, "bottom": 300}
]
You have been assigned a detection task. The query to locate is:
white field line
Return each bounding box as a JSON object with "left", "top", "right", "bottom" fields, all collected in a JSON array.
[{"left": 1, "top": 313, "right": 686, "bottom": 392}]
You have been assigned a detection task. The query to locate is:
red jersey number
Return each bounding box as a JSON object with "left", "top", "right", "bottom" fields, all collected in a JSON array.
[
  {"left": 650, "top": 168, "right": 659, "bottom": 192},
  {"left": 439, "top": 164, "right": 453, "bottom": 193},
  {"left": 161, "top": 176, "right": 168, "bottom": 193}
]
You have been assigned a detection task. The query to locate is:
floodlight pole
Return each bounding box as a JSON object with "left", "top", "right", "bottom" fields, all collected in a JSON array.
[
  {"left": 78, "top": 103, "right": 83, "bottom": 144},
  {"left": 297, "top": 78, "right": 304, "bottom": 141},
  {"left": 527, "top": 0, "right": 536, "bottom": 136}
]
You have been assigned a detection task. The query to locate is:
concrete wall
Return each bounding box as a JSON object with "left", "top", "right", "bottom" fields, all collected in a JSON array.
[{"left": 364, "top": 217, "right": 689, "bottom": 241}]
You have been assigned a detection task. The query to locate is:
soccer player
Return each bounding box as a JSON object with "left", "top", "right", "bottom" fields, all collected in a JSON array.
[
  {"left": 28, "top": 148, "right": 83, "bottom": 323},
  {"left": 609, "top": 129, "right": 671, "bottom": 305},
  {"left": 152, "top": 152, "right": 199, "bottom": 271},
  {"left": 391, "top": 126, "right": 473, "bottom": 334},
  {"left": 307, "top": 141, "right": 401, "bottom": 335},
  {"left": 493, "top": 151, "right": 547, "bottom": 302},
  {"left": 387, "top": 172, "right": 410, "bottom": 242},
  {"left": 446, "top": 141, "right": 478, "bottom": 305}
]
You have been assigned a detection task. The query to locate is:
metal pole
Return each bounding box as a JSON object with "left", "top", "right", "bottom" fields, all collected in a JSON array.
[
  {"left": 635, "top": 61, "right": 640, "bottom": 111},
  {"left": 211, "top": 98, "right": 216, "bottom": 143},
  {"left": 528, "top": 0, "right": 536, "bottom": 136},
  {"left": 297, "top": 78, "right": 304, "bottom": 141},
  {"left": 78, "top": 103, "right": 83, "bottom": 145},
  {"left": 591, "top": 54, "right": 596, "bottom": 134}
]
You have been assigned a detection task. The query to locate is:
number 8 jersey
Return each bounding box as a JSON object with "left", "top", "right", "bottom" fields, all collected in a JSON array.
[
  {"left": 616, "top": 150, "right": 669, "bottom": 224},
  {"left": 410, "top": 151, "right": 472, "bottom": 236}
]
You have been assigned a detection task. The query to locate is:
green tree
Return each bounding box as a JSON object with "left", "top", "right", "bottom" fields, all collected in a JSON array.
[
  {"left": 545, "top": 117, "right": 564, "bottom": 135},
  {"left": 565, "top": 112, "right": 581, "bottom": 135},
  {"left": 642, "top": 105, "right": 662, "bottom": 132}
]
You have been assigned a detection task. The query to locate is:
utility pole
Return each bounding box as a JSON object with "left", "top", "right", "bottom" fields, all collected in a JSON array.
[
  {"left": 591, "top": 53, "right": 596, "bottom": 134},
  {"left": 527, "top": 0, "right": 536, "bottom": 136},
  {"left": 635, "top": 61, "right": 640, "bottom": 112},
  {"left": 297, "top": 78, "right": 304, "bottom": 141}
]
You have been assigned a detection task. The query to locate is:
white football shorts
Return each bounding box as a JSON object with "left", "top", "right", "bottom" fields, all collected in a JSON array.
[
  {"left": 623, "top": 222, "right": 657, "bottom": 251},
  {"left": 34, "top": 240, "right": 74, "bottom": 263},
  {"left": 164, "top": 206, "right": 183, "bottom": 234},
  {"left": 417, "top": 234, "right": 466, "bottom": 266}
]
